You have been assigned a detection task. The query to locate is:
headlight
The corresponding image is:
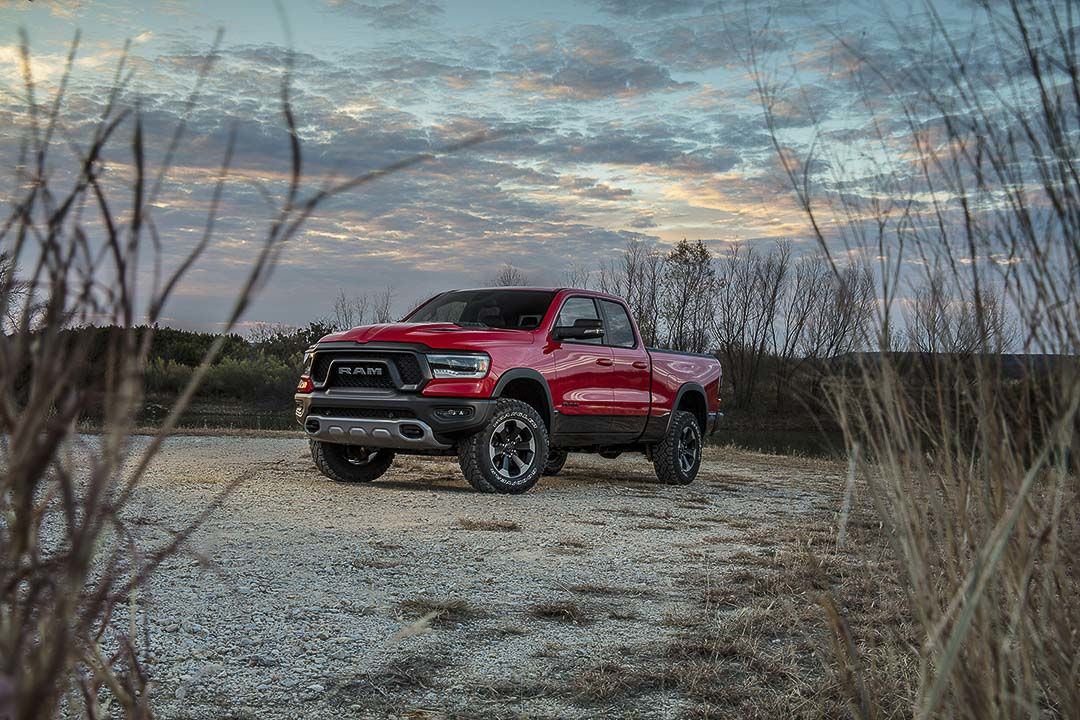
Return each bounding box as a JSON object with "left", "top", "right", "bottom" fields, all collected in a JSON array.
[
  {"left": 426, "top": 352, "right": 490, "bottom": 379},
  {"left": 303, "top": 350, "right": 315, "bottom": 372}
]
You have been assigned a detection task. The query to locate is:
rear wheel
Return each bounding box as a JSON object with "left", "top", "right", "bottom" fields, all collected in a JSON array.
[
  {"left": 543, "top": 449, "right": 568, "bottom": 476},
  {"left": 310, "top": 440, "right": 395, "bottom": 483},
  {"left": 651, "top": 411, "right": 702, "bottom": 485},
  {"left": 458, "top": 398, "right": 548, "bottom": 493}
]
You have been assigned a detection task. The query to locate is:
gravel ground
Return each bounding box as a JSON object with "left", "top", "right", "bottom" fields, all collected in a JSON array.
[{"left": 105, "top": 435, "right": 840, "bottom": 719}]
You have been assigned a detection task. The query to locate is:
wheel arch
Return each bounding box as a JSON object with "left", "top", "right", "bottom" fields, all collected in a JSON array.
[
  {"left": 493, "top": 369, "right": 554, "bottom": 430},
  {"left": 672, "top": 383, "right": 708, "bottom": 434}
]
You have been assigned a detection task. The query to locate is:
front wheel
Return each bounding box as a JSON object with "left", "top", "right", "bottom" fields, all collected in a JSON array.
[
  {"left": 651, "top": 411, "right": 702, "bottom": 485},
  {"left": 458, "top": 398, "right": 549, "bottom": 493},
  {"left": 310, "top": 440, "right": 395, "bottom": 483}
]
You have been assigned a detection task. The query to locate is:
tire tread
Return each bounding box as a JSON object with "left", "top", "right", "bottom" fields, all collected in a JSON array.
[
  {"left": 651, "top": 410, "right": 700, "bottom": 485},
  {"left": 458, "top": 398, "right": 548, "bottom": 494},
  {"left": 310, "top": 440, "right": 394, "bottom": 483}
]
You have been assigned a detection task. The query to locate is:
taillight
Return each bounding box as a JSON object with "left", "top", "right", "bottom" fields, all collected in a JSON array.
[{"left": 296, "top": 375, "right": 314, "bottom": 394}]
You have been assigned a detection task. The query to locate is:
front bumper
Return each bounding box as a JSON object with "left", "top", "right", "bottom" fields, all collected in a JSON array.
[{"left": 294, "top": 391, "right": 496, "bottom": 450}]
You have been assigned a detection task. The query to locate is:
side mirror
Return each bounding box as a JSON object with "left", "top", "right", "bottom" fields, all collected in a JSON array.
[{"left": 551, "top": 317, "right": 604, "bottom": 342}]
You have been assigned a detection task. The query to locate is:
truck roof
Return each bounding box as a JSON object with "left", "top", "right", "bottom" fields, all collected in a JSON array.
[{"left": 449, "top": 286, "right": 627, "bottom": 302}]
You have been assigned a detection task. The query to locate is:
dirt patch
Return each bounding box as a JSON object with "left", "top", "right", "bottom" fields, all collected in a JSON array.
[{"left": 105, "top": 435, "right": 844, "bottom": 719}]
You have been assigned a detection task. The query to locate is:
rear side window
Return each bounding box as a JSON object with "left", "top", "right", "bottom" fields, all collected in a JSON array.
[
  {"left": 556, "top": 296, "right": 602, "bottom": 344},
  {"left": 599, "top": 300, "right": 636, "bottom": 348}
]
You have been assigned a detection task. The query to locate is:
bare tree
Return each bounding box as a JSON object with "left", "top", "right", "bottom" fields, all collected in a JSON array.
[
  {"left": 331, "top": 290, "right": 369, "bottom": 330},
  {"left": 372, "top": 285, "right": 395, "bottom": 323},
  {"left": 562, "top": 264, "right": 591, "bottom": 289},
  {"left": 248, "top": 321, "right": 296, "bottom": 345},
  {"left": 598, "top": 239, "right": 665, "bottom": 346},
  {"left": 661, "top": 240, "right": 716, "bottom": 353},
  {"left": 0, "top": 254, "right": 32, "bottom": 332},
  {"left": 0, "top": 33, "right": 488, "bottom": 720},
  {"left": 770, "top": 248, "right": 828, "bottom": 407},
  {"left": 714, "top": 241, "right": 789, "bottom": 407},
  {"left": 492, "top": 263, "right": 528, "bottom": 287},
  {"left": 905, "top": 270, "right": 1014, "bottom": 355}
]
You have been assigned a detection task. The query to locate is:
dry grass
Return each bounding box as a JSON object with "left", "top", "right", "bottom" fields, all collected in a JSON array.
[
  {"left": 329, "top": 650, "right": 455, "bottom": 713},
  {"left": 525, "top": 512, "right": 914, "bottom": 717},
  {"left": 529, "top": 601, "right": 592, "bottom": 625},
  {"left": 456, "top": 518, "right": 521, "bottom": 532},
  {"left": 399, "top": 596, "right": 487, "bottom": 627}
]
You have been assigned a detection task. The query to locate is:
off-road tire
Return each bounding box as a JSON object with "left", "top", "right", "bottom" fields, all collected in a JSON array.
[
  {"left": 543, "top": 449, "right": 569, "bottom": 476},
  {"left": 310, "top": 440, "right": 395, "bottom": 483},
  {"left": 458, "top": 398, "right": 549, "bottom": 494},
  {"left": 651, "top": 411, "right": 702, "bottom": 485}
]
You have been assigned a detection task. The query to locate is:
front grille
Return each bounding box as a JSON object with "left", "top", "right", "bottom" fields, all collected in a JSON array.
[
  {"left": 331, "top": 370, "right": 395, "bottom": 389},
  {"left": 394, "top": 355, "right": 423, "bottom": 384},
  {"left": 308, "top": 406, "right": 416, "bottom": 420},
  {"left": 311, "top": 351, "right": 424, "bottom": 388}
]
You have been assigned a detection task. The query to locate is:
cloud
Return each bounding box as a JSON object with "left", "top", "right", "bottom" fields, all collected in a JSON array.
[
  {"left": 0, "top": 0, "right": 83, "bottom": 18},
  {"left": 501, "top": 25, "right": 691, "bottom": 100},
  {"left": 325, "top": 0, "right": 443, "bottom": 29},
  {"left": 591, "top": 0, "right": 704, "bottom": 19}
]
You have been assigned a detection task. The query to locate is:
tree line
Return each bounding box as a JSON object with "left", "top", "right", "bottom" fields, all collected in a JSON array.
[{"left": 558, "top": 238, "right": 1011, "bottom": 412}]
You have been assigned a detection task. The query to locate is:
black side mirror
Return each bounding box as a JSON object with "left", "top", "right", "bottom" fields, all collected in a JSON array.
[{"left": 551, "top": 317, "right": 604, "bottom": 341}]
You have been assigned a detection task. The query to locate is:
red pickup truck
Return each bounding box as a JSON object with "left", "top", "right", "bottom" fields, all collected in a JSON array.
[{"left": 294, "top": 287, "right": 722, "bottom": 493}]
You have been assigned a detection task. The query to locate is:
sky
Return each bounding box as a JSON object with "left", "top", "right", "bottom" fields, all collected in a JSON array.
[{"left": 0, "top": 0, "right": 1037, "bottom": 330}]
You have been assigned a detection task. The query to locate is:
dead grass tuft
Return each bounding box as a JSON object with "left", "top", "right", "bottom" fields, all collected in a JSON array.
[
  {"left": 456, "top": 517, "right": 521, "bottom": 532},
  {"left": 399, "top": 596, "right": 486, "bottom": 626},
  {"left": 330, "top": 650, "right": 453, "bottom": 707},
  {"left": 529, "top": 600, "right": 592, "bottom": 625}
]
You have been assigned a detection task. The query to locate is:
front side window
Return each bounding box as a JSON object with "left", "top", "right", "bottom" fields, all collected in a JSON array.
[
  {"left": 405, "top": 289, "right": 555, "bottom": 329},
  {"left": 555, "top": 296, "right": 602, "bottom": 344},
  {"left": 599, "top": 299, "right": 636, "bottom": 348}
]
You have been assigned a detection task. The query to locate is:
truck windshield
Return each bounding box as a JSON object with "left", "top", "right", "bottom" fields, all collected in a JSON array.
[{"left": 405, "top": 289, "right": 556, "bottom": 329}]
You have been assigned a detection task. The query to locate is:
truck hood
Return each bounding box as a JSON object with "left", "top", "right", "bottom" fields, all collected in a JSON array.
[{"left": 318, "top": 322, "right": 536, "bottom": 351}]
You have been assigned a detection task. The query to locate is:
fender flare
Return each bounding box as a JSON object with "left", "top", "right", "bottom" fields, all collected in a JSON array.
[
  {"left": 669, "top": 382, "right": 708, "bottom": 432},
  {"left": 493, "top": 368, "right": 555, "bottom": 429}
]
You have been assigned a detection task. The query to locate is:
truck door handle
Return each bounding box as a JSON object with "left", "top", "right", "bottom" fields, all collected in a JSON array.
[
  {"left": 596, "top": 358, "right": 613, "bottom": 366},
  {"left": 632, "top": 361, "right": 648, "bottom": 369}
]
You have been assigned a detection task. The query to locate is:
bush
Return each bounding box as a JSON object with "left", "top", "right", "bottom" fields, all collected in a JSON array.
[
  {"left": 144, "top": 358, "right": 195, "bottom": 396},
  {"left": 199, "top": 355, "right": 297, "bottom": 403}
]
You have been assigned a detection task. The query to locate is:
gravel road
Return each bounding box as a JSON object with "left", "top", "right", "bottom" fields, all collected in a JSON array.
[{"left": 109, "top": 434, "right": 839, "bottom": 719}]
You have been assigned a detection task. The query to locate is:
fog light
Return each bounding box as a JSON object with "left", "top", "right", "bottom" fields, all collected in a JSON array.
[
  {"left": 400, "top": 424, "right": 424, "bottom": 439},
  {"left": 305, "top": 418, "right": 320, "bottom": 434},
  {"left": 434, "top": 407, "right": 474, "bottom": 420}
]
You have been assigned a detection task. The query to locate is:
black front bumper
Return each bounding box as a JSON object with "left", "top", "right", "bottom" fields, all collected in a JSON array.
[{"left": 295, "top": 391, "right": 496, "bottom": 450}]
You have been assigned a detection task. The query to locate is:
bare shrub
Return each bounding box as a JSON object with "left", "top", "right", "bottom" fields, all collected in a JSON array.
[{"left": 0, "top": 32, "right": 489, "bottom": 719}]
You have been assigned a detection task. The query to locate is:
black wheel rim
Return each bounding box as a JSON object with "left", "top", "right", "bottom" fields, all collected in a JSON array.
[
  {"left": 488, "top": 418, "right": 537, "bottom": 482},
  {"left": 677, "top": 425, "right": 700, "bottom": 474}
]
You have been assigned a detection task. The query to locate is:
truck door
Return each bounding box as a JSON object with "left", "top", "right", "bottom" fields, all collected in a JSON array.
[
  {"left": 598, "top": 298, "right": 651, "bottom": 438},
  {"left": 549, "top": 296, "right": 614, "bottom": 439}
]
